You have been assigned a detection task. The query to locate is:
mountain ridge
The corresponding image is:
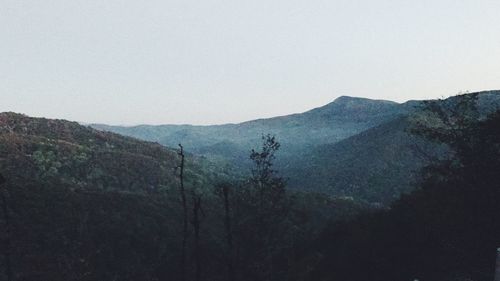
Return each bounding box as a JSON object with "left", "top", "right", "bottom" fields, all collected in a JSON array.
[
  {"left": 89, "top": 90, "right": 500, "bottom": 203},
  {"left": 91, "top": 95, "right": 408, "bottom": 150},
  {"left": 91, "top": 95, "right": 400, "bottom": 128}
]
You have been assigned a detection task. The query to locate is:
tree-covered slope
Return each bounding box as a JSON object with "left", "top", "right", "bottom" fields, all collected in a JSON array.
[
  {"left": 0, "top": 112, "right": 222, "bottom": 193},
  {"left": 283, "top": 116, "right": 442, "bottom": 204}
]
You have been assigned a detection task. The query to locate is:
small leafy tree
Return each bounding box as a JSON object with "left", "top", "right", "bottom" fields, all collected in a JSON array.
[
  {"left": 233, "top": 134, "right": 292, "bottom": 281},
  {"left": 249, "top": 134, "right": 286, "bottom": 209}
]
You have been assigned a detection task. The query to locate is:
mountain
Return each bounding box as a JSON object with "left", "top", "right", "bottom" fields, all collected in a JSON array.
[
  {"left": 284, "top": 116, "right": 443, "bottom": 203},
  {"left": 92, "top": 96, "right": 411, "bottom": 170},
  {"left": 91, "top": 91, "right": 500, "bottom": 204},
  {"left": 0, "top": 112, "right": 222, "bottom": 193},
  {"left": 287, "top": 91, "right": 500, "bottom": 203},
  {"left": 94, "top": 96, "right": 405, "bottom": 151}
]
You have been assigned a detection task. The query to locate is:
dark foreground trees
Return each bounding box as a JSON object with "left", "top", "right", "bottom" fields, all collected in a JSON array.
[{"left": 304, "top": 96, "right": 500, "bottom": 281}]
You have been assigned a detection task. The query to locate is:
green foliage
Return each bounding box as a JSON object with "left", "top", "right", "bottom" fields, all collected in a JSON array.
[
  {"left": 0, "top": 112, "right": 217, "bottom": 194},
  {"left": 33, "top": 150, "right": 62, "bottom": 178}
]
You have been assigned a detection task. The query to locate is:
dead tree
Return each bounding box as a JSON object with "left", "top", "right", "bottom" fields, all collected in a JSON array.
[
  {"left": 178, "top": 144, "right": 188, "bottom": 281},
  {"left": 0, "top": 173, "right": 13, "bottom": 281}
]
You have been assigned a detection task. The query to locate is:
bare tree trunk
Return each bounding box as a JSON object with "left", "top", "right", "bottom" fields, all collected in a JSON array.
[
  {"left": 221, "top": 185, "right": 235, "bottom": 281},
  {"left": 178, "top": 145, "right": 188, "bottom": 281},
  {"left": 0, "top": 174, "right": 13, "bottom": 281},
  {"left": 192, "top": 194, "right": 202, "bottom": 281}
]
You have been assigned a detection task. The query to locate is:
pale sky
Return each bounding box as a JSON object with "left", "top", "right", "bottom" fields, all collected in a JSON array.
[{"left": 1, "top": 0, "right": 499, "bottom": 125}]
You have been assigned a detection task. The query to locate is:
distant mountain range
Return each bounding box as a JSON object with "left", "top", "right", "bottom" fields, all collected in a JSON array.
[
  {"left": 92, "top": 95, "right": 412, "bottom": 176},
  {"left": 91, "top": 90, "right": 500, "bottom": 204}
]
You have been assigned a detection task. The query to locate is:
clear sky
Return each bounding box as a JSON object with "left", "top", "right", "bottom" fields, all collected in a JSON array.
[{"left": 1, "top": 0, "right": 499, "bottom": 125}]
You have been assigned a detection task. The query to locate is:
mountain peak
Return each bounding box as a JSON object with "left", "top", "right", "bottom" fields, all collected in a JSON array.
[
  {"left": 300, "top": 95, "right": 404, "bottom": 123},
  {"left": 313, "top": 96, "right": 399, "bottom": 113},
  {"left": 334, "top": 95, "right": 362, "bottom": 102},
  {"left": 333, "top": 96, "right": 397, "bottom": 105}
]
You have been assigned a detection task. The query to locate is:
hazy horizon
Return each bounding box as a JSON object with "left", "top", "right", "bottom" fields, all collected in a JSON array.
[
  {"left": 3, "top": 91, "right": 493, "bottom": 126},
  {"left": 2, "top": 0, "right": 500, "bottom": 125}
]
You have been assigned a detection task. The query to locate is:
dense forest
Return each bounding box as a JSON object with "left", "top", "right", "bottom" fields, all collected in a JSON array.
[{"left": 1, "top": 92, "right": 500, "bottom": 280}]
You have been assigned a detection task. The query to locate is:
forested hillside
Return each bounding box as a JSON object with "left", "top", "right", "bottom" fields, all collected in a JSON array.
[
  {"left": 0, "top": 112, "right": 225, "bottom": 193},
  {"left": 284, "top": 116, "right": 442, "bottom": 203}
]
